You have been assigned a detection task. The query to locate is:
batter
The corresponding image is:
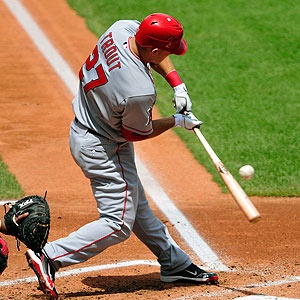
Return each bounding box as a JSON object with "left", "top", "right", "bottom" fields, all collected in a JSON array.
[{"left": 26, "top": 13, "right": 218, "bottom": 298}]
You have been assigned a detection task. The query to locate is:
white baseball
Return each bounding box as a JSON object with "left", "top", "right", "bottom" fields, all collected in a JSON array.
[{"left": 239, "top": 165, "right": 255, "bottom": 180}]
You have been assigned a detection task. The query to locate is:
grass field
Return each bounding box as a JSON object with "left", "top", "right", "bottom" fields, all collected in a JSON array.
[
  {"left": 1, "top": 0, "right": 299, "bottom": 198},
  {"left": 0, "top": 158, "right": 23, "bottom": 199}
]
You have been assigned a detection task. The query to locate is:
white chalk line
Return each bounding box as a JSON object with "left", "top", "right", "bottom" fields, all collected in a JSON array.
[
  {"left": 0, "top": 260, "right": 298, "bottom": 300},
  {"left": 237, "top": 297, "right": 300, "bottom": 300},
  {"left": 1, "top": 0, "right": 78, "bottom": 95},
  {"left": 2, "top": 0, "right": 228, "bottom": 272},
  {"left": 174, "top": 276, "right": 300, "bottom": 300},
  {"left": 0, "top": 200, "right": 16, "bottom": 206},
  {"left": 237, "top": 296, "right": 299, "bottom": 300},
  {"left": 0, "top": 260, "right": 159, "bottom": 287},
  {"left": 135, "top": 157, "right": 228, "bottom": 271}
]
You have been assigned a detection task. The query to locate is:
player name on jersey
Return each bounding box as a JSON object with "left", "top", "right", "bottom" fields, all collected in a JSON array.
[{"left": 100, "top": 32, "right": 121, "bottom": 72}]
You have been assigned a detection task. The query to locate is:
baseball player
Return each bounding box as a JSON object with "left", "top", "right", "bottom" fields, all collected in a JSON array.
[{"left": 25, "top": 13, "right": 218, "bottom": 298}]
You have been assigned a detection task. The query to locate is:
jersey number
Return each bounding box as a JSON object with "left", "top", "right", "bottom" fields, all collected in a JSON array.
[{"left": 79, "top": 46, "right": 108, "bottom": 93}]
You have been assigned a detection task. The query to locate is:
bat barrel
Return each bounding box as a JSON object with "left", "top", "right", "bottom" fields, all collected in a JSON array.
[{"left": 193, "top": 128, "right": 261, "bottom": 223}]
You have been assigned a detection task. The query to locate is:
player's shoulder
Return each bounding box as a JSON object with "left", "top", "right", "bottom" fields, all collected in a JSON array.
[{"left": 110, "top": 20, "right": 140, "bottom": 33}]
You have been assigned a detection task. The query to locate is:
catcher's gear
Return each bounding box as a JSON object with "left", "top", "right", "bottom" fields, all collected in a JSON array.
[
  {"left": 0, "top": 236, "right": 8, "bottom": 274},
  {"left": 4, "top": 195, "right": 50, "bottom": 253}
]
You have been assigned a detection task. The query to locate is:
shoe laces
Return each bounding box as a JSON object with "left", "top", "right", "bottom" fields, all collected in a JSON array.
[{"left": 186, "top": 263, "right": 206, "bottom": 275}]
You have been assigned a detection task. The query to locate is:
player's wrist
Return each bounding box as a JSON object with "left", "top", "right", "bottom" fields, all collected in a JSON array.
[
  {"left": 172, "top": 114, "right": 183, "bottom": 127},
  {"left": 165, "top": 70, "right": 183, "bottom": 88},
  {"left": 173, "top": 83, "right": 187, "bottom": 95}
]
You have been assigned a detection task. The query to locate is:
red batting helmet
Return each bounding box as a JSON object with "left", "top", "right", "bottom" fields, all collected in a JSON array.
[{"left": 135, "top": 13, "right": 188, "bottom": 55}]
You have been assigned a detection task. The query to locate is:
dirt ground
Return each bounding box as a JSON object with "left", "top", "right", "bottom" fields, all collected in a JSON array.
[{"left": 0, "top": 0, "right": 299, "bottom": 299}]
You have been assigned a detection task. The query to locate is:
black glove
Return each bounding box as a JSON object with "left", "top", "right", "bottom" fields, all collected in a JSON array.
[{"left": 4, "top": 195, "right": 50, "bottom": 253}]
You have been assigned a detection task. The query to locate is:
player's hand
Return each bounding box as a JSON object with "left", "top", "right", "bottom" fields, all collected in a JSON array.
[
  {"left": 173, "top": 83, "right": 192, "bottom": 113},
  {"left": 173, "top": 112, "right": 203, "bottom": 130},
  {"left": 15, "top": 213, "right": 30, "bottom": 224},
  {"left": 0, "top": 212, "right": 29, "bottom": 234}
]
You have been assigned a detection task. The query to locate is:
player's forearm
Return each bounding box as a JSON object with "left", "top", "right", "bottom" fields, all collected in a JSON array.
[
  {"left": 122, "top": 117, "right": 175, "bottom": 142},
  {"left": 151, "top": 57, "right": 184, "bottom": 89},
  {"left": 150, "top": 56, "right": 175, "bottom": 77},
  {"left": 147, "top": 116, "right": 175, "bottom": 139}
]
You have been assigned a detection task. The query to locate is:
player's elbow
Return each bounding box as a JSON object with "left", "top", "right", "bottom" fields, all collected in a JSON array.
[{"left": 122, "top": 127, "right": 149, "bottom": 142}]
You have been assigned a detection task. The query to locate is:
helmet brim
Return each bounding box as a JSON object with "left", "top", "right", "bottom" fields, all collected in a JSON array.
[{"left": 171, "top": 38, "right": 188, "bottom": 56}]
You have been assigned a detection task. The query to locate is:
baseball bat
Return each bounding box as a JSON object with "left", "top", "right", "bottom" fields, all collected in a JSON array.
[{"left": 193, "top": 127, "right": 261, "bottom": 223}]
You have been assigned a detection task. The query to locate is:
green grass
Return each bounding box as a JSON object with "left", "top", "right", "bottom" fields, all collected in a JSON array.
[
  {"left": 1, "top": 0, "right": 299, "bottom": 197},
  {"left": 0, "top": 158, "right": 24, "bottom": 199},
  {"left": 66, "top": 0, "right": 299, "bottom": 196}
]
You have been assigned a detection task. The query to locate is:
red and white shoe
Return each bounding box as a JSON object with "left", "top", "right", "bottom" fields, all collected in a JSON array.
[{"left": 25, "top": 249, "right": 58, "bottom": 299}]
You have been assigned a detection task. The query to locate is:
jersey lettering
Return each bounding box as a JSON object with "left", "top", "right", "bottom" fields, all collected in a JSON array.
[
  {"left": 79, "top": 32, "right": 122, "bottom": 93},
  {"left": 100, "top": 32, "right": 121, "bottom": 72},
  {"left": 79, "top": 45, "right": 108, "bottom": 93}
]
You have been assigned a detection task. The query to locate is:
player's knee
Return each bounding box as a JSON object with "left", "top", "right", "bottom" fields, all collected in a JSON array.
[
  {"left": 99, "top": 216, "right": 132, "bottom": 241},
  {"left": 109, "top": 219, "right": 132, "bottom": 241},
  {"left": 119, "top": 223, "right": 132, "bottom": 241}
]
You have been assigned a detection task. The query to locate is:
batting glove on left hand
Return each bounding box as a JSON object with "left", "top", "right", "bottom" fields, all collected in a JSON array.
[
  {"left": 173, "top": 83, "right": 192, "bottom": 113},
  {"left": 173, "top": 112, "right": 203, "bottom": 130}
]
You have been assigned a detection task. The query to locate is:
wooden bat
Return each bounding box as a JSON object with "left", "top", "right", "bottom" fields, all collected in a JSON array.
[{"left": 193, "top": 127, "right": 261, "bottom": 223}]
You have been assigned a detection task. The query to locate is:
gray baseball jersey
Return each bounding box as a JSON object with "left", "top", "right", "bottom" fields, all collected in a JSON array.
[
  {"left": 43, "top": 20, "right": 191, "bottom": 276},
  {"left": 73, "top": 20, "right": 155, "bottom": 142}
]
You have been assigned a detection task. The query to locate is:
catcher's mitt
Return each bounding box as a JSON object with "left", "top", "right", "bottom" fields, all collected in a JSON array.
[
  {"left": 0, "top": 236, "right": 8, "bottom": 274},
  {"left": 4, "top": 195, "right": 50, "bottom": 253}
]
